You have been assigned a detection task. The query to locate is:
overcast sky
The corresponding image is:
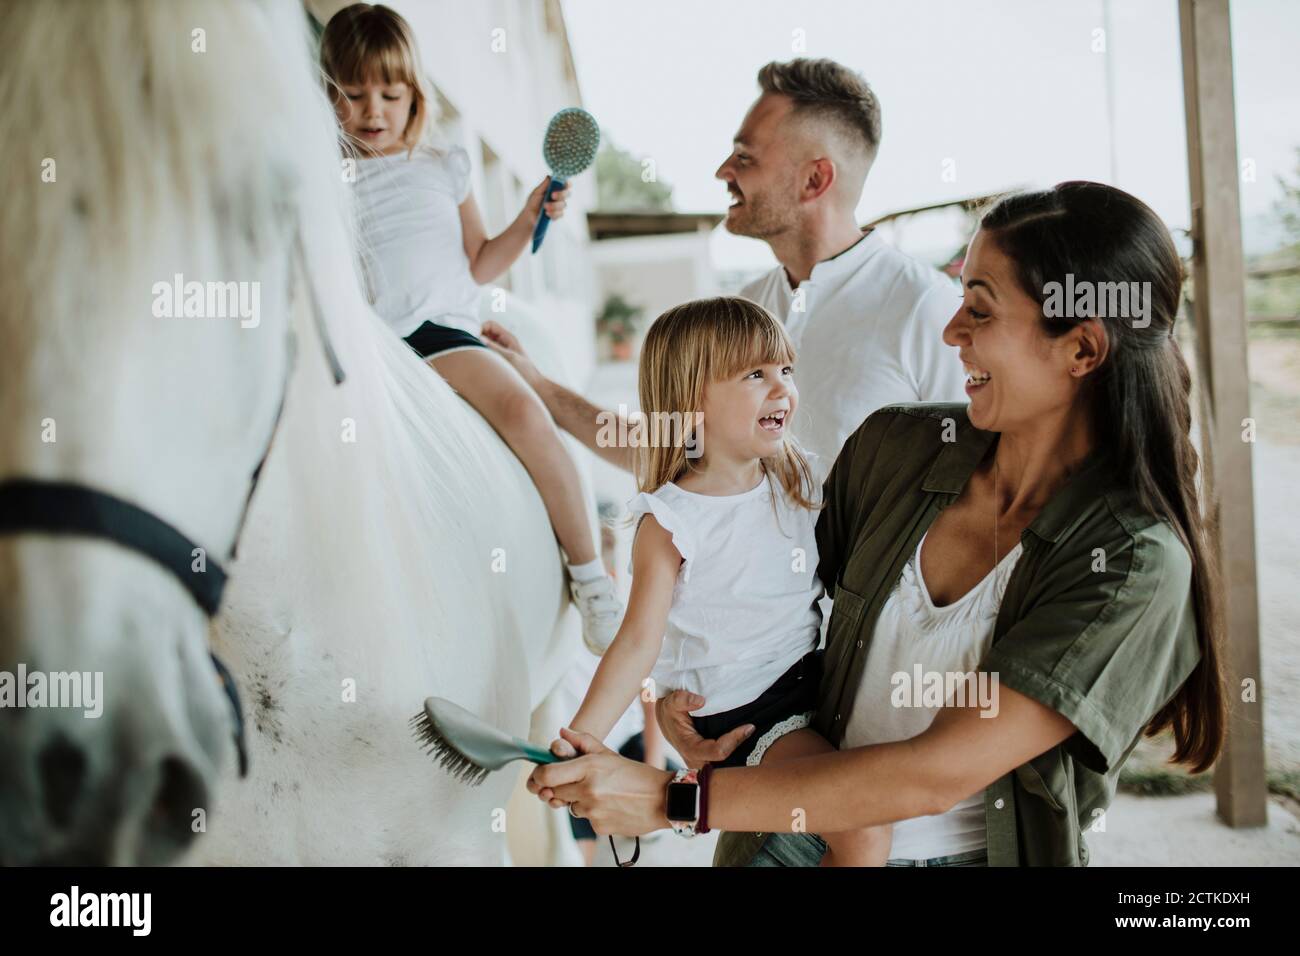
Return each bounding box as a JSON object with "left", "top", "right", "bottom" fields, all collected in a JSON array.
[{"left": 562, "top": 0, "right": 1300, "bottom": 269}]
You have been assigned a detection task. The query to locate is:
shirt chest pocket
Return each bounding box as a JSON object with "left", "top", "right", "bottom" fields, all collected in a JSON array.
[
  {"left": 824, "top": 582, "right": 867, "bottom": 677},
  {"left": 1015, "top": 751, "right": 1072, "bottom": 816}
]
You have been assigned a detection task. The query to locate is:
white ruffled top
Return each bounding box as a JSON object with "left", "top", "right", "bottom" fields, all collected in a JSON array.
[
  {"left": 842, "top": 529, "right": 1024, "bottom": 860},
  {"left": 894, "top": 532, "right": 1022, "bottom": 635},
  {"left": 626, "top": 467, "right": 825, "bottom": 717}
]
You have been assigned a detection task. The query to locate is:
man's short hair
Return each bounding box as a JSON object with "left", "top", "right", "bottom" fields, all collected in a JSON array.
[{"left": 757, "top": 58, "right": 881, "bottom": 161}]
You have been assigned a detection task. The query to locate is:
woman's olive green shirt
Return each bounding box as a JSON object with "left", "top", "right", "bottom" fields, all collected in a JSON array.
[{"left": 713, "top": 404, "right": 1202, "bottom": 866}]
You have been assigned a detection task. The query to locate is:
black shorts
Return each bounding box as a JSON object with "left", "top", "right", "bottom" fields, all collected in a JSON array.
[
  {"left": 402, "top": 320, "right": 486, "bottom": 359},
  {"left": 689, "top": 649, "right": 823, "bottom": 770}
]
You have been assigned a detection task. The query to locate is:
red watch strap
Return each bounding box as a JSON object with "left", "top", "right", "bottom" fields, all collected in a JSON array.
[{"left": 697, "top": 763, "right": 714, "bottom": 834}]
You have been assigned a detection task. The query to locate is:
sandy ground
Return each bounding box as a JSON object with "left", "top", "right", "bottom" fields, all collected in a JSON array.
[
  {"left": 1086, "top": 794, "right": 1300, "bottom": 866},
  {"left": 1245, "top": 331, "right": 1300, "bottom": 771}
]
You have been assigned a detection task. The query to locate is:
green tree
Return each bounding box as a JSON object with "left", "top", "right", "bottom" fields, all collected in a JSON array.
[{"left": 595, "top": 134, "right": 674, "bottom": 211}]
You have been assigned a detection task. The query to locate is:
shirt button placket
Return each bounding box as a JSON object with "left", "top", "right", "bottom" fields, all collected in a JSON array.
[{"left": 785, "top": 282, "right": 812, "bottom": 349}]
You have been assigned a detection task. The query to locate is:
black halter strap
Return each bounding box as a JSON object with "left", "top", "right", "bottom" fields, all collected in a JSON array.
[
  {"left": 0, "top": 358, "right": 290, "bottom": 779},
  {"left": 0, "top": 322, "right": 298, "bottom": 616},
  {"left": 0, "top": 231, "right": 346, "bottom": 780},
  {"left": 0, "top": 479, "right": 229, "bottom": 615},
  {"left": 0, "top": 474, "right": 253, "bottom": 776}
]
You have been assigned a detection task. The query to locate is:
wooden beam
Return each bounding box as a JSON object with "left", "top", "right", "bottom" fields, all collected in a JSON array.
[{"left": 1178, "top": 0, "right": 1267, "bottom": 826}]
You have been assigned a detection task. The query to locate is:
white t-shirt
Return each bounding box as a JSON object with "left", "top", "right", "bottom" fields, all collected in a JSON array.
[
  {"left": 843, "top": 530, "right": 1024, "bottom": 861},
  {"left": 352, "top": 144, "right": 482, "bottom": 338},
  {"left": 626, "top": 464, "right": 825, "bottom": 717},
  {"left": 739, "top": 230, "right": 968, "bottom": 465}
]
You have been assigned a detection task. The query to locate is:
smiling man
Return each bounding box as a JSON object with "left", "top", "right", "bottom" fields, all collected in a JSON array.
[{"left": 718, "top": 59, "right": 966, "bottom": 462}]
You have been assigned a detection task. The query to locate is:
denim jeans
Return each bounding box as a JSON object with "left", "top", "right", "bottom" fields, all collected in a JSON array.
[{"left": 747, "top": 831, "right": 988, "bottom": 867}]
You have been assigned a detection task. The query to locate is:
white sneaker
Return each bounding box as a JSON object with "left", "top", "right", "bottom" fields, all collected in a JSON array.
[{"left": 569, "top": 575, "right": 624, "bottom": 655}]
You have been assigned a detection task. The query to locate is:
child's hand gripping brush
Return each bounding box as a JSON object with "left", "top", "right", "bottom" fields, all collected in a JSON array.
[{"left": 531, "top": 107, "right": 600, "bottom": 254}]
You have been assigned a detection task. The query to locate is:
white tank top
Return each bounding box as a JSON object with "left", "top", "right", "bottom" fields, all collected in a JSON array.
[{"left": 843, "top": 529, "right": 1023, "bottom": 860}]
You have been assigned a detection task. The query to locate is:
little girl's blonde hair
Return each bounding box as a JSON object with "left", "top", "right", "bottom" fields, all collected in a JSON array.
[
  {"left": 635, "top": 296, "right": 820, "bottom": 511},
  {"left": 319, "top": 3, "right": 433, "bottom": 155}
]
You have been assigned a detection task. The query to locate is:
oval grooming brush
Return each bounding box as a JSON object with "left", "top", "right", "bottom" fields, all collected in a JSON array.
[
  {"left": 410, "top": 696, "right": 563, "bottom": 786},
  {"left": 531, "top": 107, "right": 600, "bottom": 254},
  {"left": 411, "top": 696, "right": 640, "bottom": 866}
]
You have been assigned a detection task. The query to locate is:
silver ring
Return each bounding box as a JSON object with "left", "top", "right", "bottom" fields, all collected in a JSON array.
[{"left": 567, "top": 802, "right": 580, "bottom": 819}]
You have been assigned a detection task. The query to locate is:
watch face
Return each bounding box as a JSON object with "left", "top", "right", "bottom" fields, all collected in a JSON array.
[{"left": 665, "top": 782, "right": 699, "bottom": 822}]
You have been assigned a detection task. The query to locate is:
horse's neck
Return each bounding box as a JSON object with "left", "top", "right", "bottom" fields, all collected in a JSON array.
[{"left": 222, "top": 292, "right": 560, "bottom": 717}]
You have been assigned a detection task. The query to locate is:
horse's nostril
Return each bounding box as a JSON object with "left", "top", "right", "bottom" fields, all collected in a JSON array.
[
  {"left": 150, "top": 755, "right": 206, "bottom": 848},
  {"left": 38, "top": 735, "right": 87, "bottom": 830}
]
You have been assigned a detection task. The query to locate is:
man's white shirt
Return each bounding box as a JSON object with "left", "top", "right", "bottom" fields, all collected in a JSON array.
[{"left": 739, "top": 228, "right": 968, "bottom": 465}]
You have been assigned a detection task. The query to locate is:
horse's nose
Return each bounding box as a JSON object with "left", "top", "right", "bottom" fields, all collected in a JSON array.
[
  {"left": 33, "top": 740, "right": 212, "bottom": 865},
  {"left": 147, "top": 754, "right": 209, "bottom": 850},
  {"left": 8, "top": 700, "right": 220, "bottom": 864},
  {"left": 0, "top": 547, "right": 233, "bottom": 864},
  {"left": 38, "top": 733, "right": 87, "bottom": 830}
]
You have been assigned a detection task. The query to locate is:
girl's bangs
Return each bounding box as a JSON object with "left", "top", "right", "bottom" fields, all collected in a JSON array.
[
  {"left": 711, "top": 318, "right": 795, "bottom": 380},
  {"left": 326, "top": 25, "right": 419, "bottom": 89}
]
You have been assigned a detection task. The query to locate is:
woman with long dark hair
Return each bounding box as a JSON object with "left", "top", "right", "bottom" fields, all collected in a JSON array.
[{"left": 527, "top": 181, "right": 1226, "bottom": 866}]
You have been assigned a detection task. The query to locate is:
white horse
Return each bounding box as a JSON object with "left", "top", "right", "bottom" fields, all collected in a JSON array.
[{"left": 0, "top": 0, "right": 585, "bottom": 865}]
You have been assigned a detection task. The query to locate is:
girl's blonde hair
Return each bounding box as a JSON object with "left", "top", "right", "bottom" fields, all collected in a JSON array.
[
  {"left": 319, "top": 3, "right": 433, "bottom": 155},
  {"left": 635, "top": 297, "right": 820, "bottom": 511}
]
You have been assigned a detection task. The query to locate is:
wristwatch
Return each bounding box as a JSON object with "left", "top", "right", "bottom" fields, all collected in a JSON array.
[{"left": 666, "top": 769, "right": 702, "bottom": 837}]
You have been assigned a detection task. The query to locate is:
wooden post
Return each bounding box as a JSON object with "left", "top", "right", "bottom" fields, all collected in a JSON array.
[{"left": 1178, "top": 0, "right": 1267, "bottom": 826}]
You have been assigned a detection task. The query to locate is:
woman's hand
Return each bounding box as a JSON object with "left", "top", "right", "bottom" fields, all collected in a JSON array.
[
  {"left": 480, "top": 320, "right": 546, "bottom": 392},
  {"left": 523, "top": 176, "right": 570, "bottom": 225},
  {"left": 655, "top": 689, "right": 754, "bottom": 769},
  {"left": 529, "top": 727, "right": 674, "bottom": 837}
]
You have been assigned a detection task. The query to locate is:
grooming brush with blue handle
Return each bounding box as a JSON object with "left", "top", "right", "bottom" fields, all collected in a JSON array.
[
  {"left": 411, "top": 696, "right": 639, "bottom": 865},
  {"left": 531, "top": 107, "right": 600, "bottom": 254}
]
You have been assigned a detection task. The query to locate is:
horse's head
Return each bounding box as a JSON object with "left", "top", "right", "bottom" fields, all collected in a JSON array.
[{"left": 0, "top": 0, "right": 348, "bottom": 864}]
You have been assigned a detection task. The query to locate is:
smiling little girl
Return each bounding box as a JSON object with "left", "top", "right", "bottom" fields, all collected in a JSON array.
[{"left": 552, "top": 297, "right": 893, "bottom": 865}]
